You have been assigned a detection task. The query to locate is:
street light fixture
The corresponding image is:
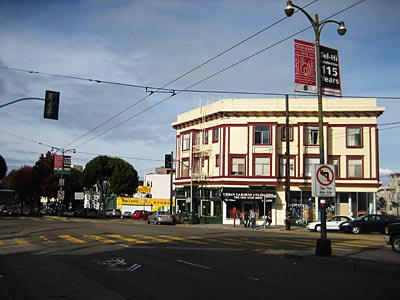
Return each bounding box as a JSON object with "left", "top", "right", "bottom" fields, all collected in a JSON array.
[{"left": 284, "top": 0, "right": 346, "bottom": 257}]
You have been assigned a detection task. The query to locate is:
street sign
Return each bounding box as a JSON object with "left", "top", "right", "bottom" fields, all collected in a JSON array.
[
  {"left": 294, "top": 39, "right": 317, "bottom": 94},
  {"left": 74, "top": 192, "right": 84, "bottom": 200},
  {"left": 57, "top": 190, "right": 65, "bottom": 200},
  {"left": 59, "top": 178, "right": 65, "bottom": 186},
  {"left": 312, "top": 164, "right": 336, "bottom": 197},
  {"left": 63, "top": 155, "right": 71, "bottom": 170},
  {"left": 320, "top": 45, "right": 342, "bottom": 96}
]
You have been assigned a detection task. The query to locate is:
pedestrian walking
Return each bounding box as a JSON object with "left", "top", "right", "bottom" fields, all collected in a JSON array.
[
  {"left": 250, "top": 209, "right": 257, "bottom": 230},
  {"left": 266, "top": 211, "right": 272, "bottom": 227},
  {"left": 244, "top": 210, "right": 249, "bottom": 228}
]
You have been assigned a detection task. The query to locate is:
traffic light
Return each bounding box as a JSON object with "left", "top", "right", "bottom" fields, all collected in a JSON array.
[
  {"left": 43, "top": 90, "right": 60, "bottom": 120},
  {"left": 165, "top": 154, "right": 172, "bottom": 169}
]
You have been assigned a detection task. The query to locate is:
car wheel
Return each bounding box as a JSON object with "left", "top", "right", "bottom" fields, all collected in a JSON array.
[
  {"left": 352, "top": 226, "right": 361, "bottom": 234},
  {"left": 315, "top": 225, "right": 321, "bottom": 232},
  {"left": 391, "top": 235, "right": 400, "bottom": 253}
]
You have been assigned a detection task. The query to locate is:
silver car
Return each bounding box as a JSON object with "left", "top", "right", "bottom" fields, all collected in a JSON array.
[{"left": 147, "top": 211, "right": 175, "bottom": 225}]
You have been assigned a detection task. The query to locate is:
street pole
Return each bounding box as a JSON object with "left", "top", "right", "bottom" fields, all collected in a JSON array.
[
  {"left": 285, "top": 94, "right": 291, "bottom": 230},
  {"left": 263, "top": 185, "right": 266, "bottom": 230},
  {"left": 169, "top": 151, "right": 174, "bottom": 214},
  {"left": 284, "top": 0, "right": 346, "bottom": 256}
]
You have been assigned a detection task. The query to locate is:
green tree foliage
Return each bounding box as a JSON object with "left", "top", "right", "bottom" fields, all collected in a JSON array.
[
  {"left": 2, "top": 165, "right": 34, "bottom": 211},
  {"left": 0, "top": 154, "right": 7, "bottom": 180},
  {"left": 32, "top": 151, "right": 58, "bottom": 200},
  {"left": 64, "top": 168, "right": 83, "bottom": 209},
  {"left": 81, "top": 156, "right": 138, "bottom": 195}
]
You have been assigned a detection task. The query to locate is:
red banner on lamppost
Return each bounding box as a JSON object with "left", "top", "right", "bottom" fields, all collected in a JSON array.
[
  {"left": 294, "top": 39, "right": 316, "bottom": 94},
  {"left": 54, "top": 155, "right": 63, "bottom": 170}
]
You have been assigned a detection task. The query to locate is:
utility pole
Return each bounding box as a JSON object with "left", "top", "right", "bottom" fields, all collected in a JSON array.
[
  {"left": 285, "top": 95, "right": 291, "bottom": 230},
  {"left": 169, "top": 151, "right": 174, "bottom": 214}
]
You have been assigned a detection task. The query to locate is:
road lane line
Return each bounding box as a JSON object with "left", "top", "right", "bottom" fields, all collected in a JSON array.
[
  {"left": 84, "top": 235, "right": 116, "bottom": 244},
  {"left": 13, "top": 238, "right": 29, "bottom": 245},
  {"left": 177, "top": 259, "right": 211, "bottom": 269},
  {"left": 108, "top": 234, "right": 148, "bottom": 244},
  {"left": 58, "top": 235, "right": 86, "bottom": 244},
  {"left": 39, "top": 235, "right": 53, "bottom": 244}
]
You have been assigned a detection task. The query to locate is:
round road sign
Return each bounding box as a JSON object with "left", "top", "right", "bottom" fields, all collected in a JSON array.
[{"left": 316, "top": 165, "right": 335, "bottom": 187}]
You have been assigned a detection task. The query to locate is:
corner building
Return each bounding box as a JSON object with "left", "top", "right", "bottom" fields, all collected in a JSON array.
[{"left": 172, "top": 98, "right": 384, "bottom": 225}]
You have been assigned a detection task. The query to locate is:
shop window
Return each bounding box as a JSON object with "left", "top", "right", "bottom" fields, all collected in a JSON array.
[
  {"left": 304, "top": 157, "right": 319, "bottom": 177},
  {"left": 254, "top": 156, "right": 271, "bottom": 176},
  {"left": 305, "top": 126, "right": 319, "bottom": 145},
  {"left": 212, "top": 128, "right": 219, "bottom": 143},
  {"left": 280, "top": 157, "right": 294, "bottom": 177},
  {"left": 182, "top": 133, "right": 190, "bottom": 151},
  {"left": 231, "top": 157, "right": 245, "bottom": 176},
  {"left": 347, "top": 158, "right": 362, "bottom": 178},
  {"left": 347, "top": 127, "right": 362, "bottom": 147},
  {"left": 254, "top": 125, "right": 271, "bottom": 145}
]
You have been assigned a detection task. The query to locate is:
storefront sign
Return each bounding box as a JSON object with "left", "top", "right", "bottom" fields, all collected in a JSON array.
[
  {"left": 294, "top": 39, "right": 316, "bottom": 94},
  {"left": 320, "top": 45, "right": 342, "bottom": 96},
  {"left": 222, "top": 188, "right": 276, "bottom": 202}
]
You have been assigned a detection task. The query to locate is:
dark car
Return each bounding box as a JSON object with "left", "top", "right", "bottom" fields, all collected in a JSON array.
[
  {"left": 63, "top": 209, "right": 78, "bottom": 217},
  {"left": 77, "top": 208, "right": 98, "bottom": 218},
  {"left": 340, "top": 214, "right": 399, "bottom": 234},
  {"left": 384, "top": 222, "right": 400, "bottom": 253},
  {"left": 132, "top": 210, "right": 150, "bottom": 220},
  {"left": 0, "top": 205, "right": 17, "bottom": 216}
]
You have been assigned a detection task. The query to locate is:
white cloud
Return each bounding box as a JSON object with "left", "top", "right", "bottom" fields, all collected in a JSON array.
[{"left": 379, "top": 168, "right": 397, "bottom": 177}]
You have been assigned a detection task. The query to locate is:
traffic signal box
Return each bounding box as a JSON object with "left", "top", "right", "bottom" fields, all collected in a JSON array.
[
  {"left": 44, "top": 90, "right": 60, "bottom": 120},
  {"left": 165, "top": 154, "right": 172, "bottom": 169}
]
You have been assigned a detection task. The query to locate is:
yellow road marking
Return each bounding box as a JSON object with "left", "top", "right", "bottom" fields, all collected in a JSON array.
[
  {"left": 238, "top": 238, "right": 274, "bottom": 246},
  {"left": 0, "top": 240, "right": 4, "bottom": 246},
  {"left": 159, "top": 235, "right": 209, "bottom": 245},
  {"left": 39, "top": 235, "right": 53, "bottom": 244},
  {"left": 84, "top": 234, "right": 116, "bottom": 244},
  {"left": 332, "top": 241, "right": 376, "bottom": 249},
  {"left": 186, "top": 236, "right": 210, "bottom": 245},
  {"left": 132, "top": 235, "right": 173, "bottom": 243},
  {"left": 58, "top": 235, "right": 86, "bottom": 244},
  {"left": 13, "top": 238, "right": 29, "bottom": 245},
  {"left": 107, "top": 234, "right": 148, "bottom": 244},
  {"left": 206, "top": 238, "right": 241, "bottom": 245},
  {"left": 278, "top": 239, "right": 315, "bottom": 246}
]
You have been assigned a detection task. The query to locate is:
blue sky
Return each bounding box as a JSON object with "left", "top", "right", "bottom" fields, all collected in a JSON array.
[{"left": 0, "top": 0, "right": 399, "bottom": 183}]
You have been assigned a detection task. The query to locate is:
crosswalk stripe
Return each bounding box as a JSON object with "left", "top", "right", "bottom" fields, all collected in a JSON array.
[
  {"left": 0, "top": 240, "right": 4, "bottom": 246},
  {"left": 206, "top": 238, "right": 241, "bottom": 245},
  {"left": 107, "top": 234, "right": 148, "bottom": 244},
  {"left": 39, "top": 235, "right": 53, "bottom": 244},
  {"left": 84, "top": 234, "right": 116, "bottom": 244},
  {"left": 186, "top": 236, "right": 210, "bottom": 245},
  {"left": 13, "top": 238, "right": 29, "bottom": 245},
  {"left": 132, "top": 235, "right": 173, "bottom": 243},
  {"left": 58, "top": 235, "right": 86, "bottom": 244},
  {"left": 159, "top": 235, "right": 209, "bottom": 245},
  {"left": 238, "top": 238, "right": 274, "bottom": 246}
]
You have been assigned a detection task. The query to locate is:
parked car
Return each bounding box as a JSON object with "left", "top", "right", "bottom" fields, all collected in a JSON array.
[
  {"left": 384, "top": 222, "right": 400, "bottom": 253},
  {"left": 307, "top": 215, "right": 353, "bottom": 232},
  {"left": 77, "top": 208, "right": 98, "bottom": 218},
  {"left": 122, "top": 211, "right": 132, "bottom": 218},
  {"left": 340, "top": 214, "right": 399, "bottom": 234},
  {"left": 0, "top": 205, "right": 17, "bottom": 216},
  {"left": 147, "top": 211, "right": 175, "bottom": 225},
  {"left": 132, "top": 210, "right": 150, "bottom": 220},
  {"left": 105, "top": 209, "right": 122, "bottom": 218},
  {"left": 63, "top": 209, "right": 78, "bottom": 217}
]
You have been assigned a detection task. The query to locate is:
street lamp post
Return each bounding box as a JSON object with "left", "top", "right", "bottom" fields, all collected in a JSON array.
[{"left": 284, "top": 0, "right": 346, "bottom": 256}]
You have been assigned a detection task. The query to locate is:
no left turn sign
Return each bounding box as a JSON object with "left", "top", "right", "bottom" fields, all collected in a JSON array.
[{"left": 312, "top": 164, "right": 336, "bottom": 197}]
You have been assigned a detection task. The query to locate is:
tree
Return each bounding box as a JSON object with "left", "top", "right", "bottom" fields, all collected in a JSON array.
[
  {"left": 377, "top": 196, "right": 387, "bottom": 212},
  {"left": 81, "top": 156, "right": 138, "bottom": 195},
  {"left": 0, "top": 154, "right": 7, "bottom": 181},
  {"left": 64, "top": 168, "right": 83, "bottom": 210}
]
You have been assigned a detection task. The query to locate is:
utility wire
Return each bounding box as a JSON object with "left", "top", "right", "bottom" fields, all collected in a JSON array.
[{"left": 72, "top": 0, "right": 366, "bottom": 149}]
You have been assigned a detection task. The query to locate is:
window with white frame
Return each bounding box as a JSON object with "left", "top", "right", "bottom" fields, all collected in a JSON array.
[
  {"left": 305, "top": 126, "right": 319, "bottom": 145},
  {"left": 203, "top": 130, "right": 209, "bottom": 144},
  {"left": 231, "top": 157, "right": 245, "bottom": 176},
  {"left": 347, "top": 127, "right": 362, "bottom": 147},
  {"left": 254, "top": 157, "right": 271, "bottom": 176},
  {"left": 348, "top": 158, "right": 362, "bottom": 178},
  {"left": 182, "top": 133, "right": 190, "bottom": 150},
  {"left": 280, "top": 157, "right": 294, "bottom": 177},
  {"left": 254, "top": 125, "right": 271, "bottom": 145},
  {"left": 212, "top": 128, "right": 219, "bottom": 142},
  {"left": 328, "top": 157, "right": 340, "bottom": 177},
  {"left": 181, "top": 160, "right": 189, "bottom": 177},
  {"left": 281, "top": 126, "right": 293, "bottom": 141},
  {"left": 304, "top": 157, "right": 319, "bottom": 177},
  {"left": 194, "top": 132, "right": 200, "bottom": 146}
]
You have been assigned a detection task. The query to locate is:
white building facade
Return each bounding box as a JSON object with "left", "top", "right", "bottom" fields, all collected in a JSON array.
[{"left": 172, "top": 98, "right": 384, "bottom": 226}]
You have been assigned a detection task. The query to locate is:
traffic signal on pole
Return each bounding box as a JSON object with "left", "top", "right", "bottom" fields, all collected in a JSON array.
[
  {"left": 165, "top": 154, "right": 172, "bottom": 169},
  {"left": 43, "top": 90, "right": 60, "bottom": 120}
]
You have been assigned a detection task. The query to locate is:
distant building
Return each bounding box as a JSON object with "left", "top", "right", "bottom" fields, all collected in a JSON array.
[{"left": 172, "top": 97, "right": 384, "bottom": 225}]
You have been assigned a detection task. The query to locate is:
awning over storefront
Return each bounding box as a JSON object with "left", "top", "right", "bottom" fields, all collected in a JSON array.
[{"left": 222, "top": 188, "right": 276, "bottom": 202}]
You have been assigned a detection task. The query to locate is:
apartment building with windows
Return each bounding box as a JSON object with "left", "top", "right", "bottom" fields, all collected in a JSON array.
[{"left": 172, "top": 98, "right": 384, "bottom": 225}]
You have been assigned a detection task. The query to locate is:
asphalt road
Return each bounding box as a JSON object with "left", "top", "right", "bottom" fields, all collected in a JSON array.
[{"left": 0, "top": 216, "right": 398, "bottom": 299}]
